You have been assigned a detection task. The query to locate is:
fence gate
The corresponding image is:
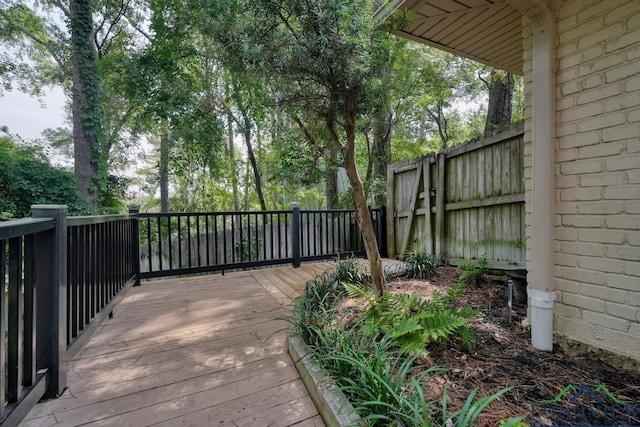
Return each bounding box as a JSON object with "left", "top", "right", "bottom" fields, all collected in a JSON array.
[{"left": 387, "top": 124, "right": 526, "bottom": 268}]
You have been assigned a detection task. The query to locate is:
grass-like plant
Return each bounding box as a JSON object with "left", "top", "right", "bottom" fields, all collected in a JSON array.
[
  {"left": 404, "top": 252, "right": 439, "bottom": 279},
  {"left": 290, "top": 257, "right": 368, "bottom": 345},
  {"left": 325, "top": 335, "right": 443, "bottom": 426},
  {"left": 442, "top": 386, "right": 526, "bottom": 427},
  {"left": 456, "top": 253, "right": 489, "bottom": 287},
  {"left": 333, "top": 255, "right": 369, "bottom": 285}
]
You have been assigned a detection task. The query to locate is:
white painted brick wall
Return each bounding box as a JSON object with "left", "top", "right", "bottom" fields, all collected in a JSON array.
[{"left": 524, "top": 0, "right": 640, "bottom": 361}]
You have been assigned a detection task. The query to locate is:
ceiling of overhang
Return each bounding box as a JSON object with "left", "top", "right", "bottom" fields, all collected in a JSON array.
[{"left": 375, "top": 0, "right": 525, "bottom": 75}]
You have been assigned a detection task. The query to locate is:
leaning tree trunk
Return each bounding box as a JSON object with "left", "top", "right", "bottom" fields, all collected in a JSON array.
[
  {"left": 242, "top": 114, "right": 266, "bottom": 211},
  {"left": 70, "top": 0, "right": 101, "bottom": 210},
  {"left": 343, "top": 110, "right": 386, "bottom": 296},
  {"left": 484, "top": 72, "right": 514, "bottom": 137}
]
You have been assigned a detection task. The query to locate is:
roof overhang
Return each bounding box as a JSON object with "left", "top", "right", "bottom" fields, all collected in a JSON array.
[{"left": 375, "top": 0, "right": 525, "bottom": 75}]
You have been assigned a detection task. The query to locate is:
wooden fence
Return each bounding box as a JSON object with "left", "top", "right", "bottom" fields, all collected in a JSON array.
[{"left": 386, "top": 123, "right": 525, "bottom": 268}]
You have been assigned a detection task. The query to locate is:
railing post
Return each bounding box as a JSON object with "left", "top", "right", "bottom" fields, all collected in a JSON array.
[
  {"left": 376, "top": 205, "right": 387, "bottom": 258},
  {"left": 32, "top": 205, "right": 68, "bottom": 398},
  {"left": 128, "top": 204, "right": 141, "bottom": 286},
  {"left": 291, "top": 202, "right": 301, "bottom": 268}
]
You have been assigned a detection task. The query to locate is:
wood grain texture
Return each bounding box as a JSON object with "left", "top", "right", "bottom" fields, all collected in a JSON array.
[
  {"left": 22, "top": 264, "right": 333, "bottom": 427},
  {"left": 388, "top": 126, "right": 525, "bottom": 267}
]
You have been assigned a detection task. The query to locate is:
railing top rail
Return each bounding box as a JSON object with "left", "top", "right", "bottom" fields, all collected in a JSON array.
[
  {"left": 139, "top": 210, "right": 293, "bottom": 218},
  {"left": 301, "top": 208, "right": 381, "bottom": 214},
  {"left": 0, "top": 218, "right": 56, "bottom": 240},
  {"left": 139, "top": 208, "right": 380, "bottom": 218},
  {"left": 68, "top": 214, "right": 133, "bottom": 227}
]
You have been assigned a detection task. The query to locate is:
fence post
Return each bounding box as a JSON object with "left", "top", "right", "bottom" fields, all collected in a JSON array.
[
  {"left": 291, "top": 202, "right": 301, "bottom": 268},
  {"left": 32, "top": 205, "right": 68, "bottom": 398},
  {"left": 128, "top": 204, "right": 141, "bottom": 286},
  {"left": 435, "top": 153, "right": 446, "bottom": 260}
]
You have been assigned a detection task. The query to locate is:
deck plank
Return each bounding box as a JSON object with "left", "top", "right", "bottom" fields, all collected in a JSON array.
[{"left": 21, "top": 263, "right": 335, "bottom": 427}]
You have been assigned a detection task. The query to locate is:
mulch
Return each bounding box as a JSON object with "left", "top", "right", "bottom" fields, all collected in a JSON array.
[{"left": 387, "top": 266, "right": 640, "bottom": 426}]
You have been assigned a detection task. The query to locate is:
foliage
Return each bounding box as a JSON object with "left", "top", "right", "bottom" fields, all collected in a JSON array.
[
  {"left": 456, "top": 254, "right": 489, "bottom": 287},
  {"left": 404, "top": 252, "right": 439, "bottom": 279},
  {"left": 0, "top": 136, "right": 91, "bottom": 217},
  {"left": 442, "top": 386, "right": 526, "bottom": 427},
  {"left": 344, "top": 283, "right": 480, "bottom": 357},
  {"left": 333, "top": 256, "right": 368, "bottom": 285},
  {"left": 322, "top": 334, "right": 442, "bottom": 425},
  {"left": 291, "top": 265, "right": 522, "bottom": 425},
  {"left": 498, "top": 418, "right": 529, "bottom": 427}
]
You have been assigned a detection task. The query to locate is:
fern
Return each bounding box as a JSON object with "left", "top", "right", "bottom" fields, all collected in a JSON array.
[
  {"left": 420, "top": 311, "right": 472, "bottom": 342},
  {"left": 345, "top": 284, "right": 480, "bottom": 356}
]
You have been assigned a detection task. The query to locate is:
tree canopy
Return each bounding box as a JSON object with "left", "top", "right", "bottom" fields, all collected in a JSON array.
[{"left": 0, "top": 0, "right": 521, "bottom": 224}]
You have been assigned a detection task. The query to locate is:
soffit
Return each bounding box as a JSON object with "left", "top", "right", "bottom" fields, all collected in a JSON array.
[{"left": 376, "top": 0, "right": 524, "bottom": 75}]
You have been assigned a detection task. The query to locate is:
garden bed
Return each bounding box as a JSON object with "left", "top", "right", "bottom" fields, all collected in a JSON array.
[
  {"left": 294, "top": 260, "right": 640, "bottom": 426},
  {"left": 386, "top": 265, "right": 640, "bottom": 426}
]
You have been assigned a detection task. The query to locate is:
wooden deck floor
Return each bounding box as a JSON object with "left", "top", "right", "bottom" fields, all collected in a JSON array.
[{"left": 22, "top": 263, "right": 334, "bottom": 427}]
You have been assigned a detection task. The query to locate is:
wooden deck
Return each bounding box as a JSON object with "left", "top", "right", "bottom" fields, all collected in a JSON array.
[{"left": 21, "top": 263, "right": 334, "bottom": 427}]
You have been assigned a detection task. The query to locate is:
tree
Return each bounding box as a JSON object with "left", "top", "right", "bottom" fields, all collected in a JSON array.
[
  {"left": 482, "top": 70, "right": 514, "bottom": 137},
  {"left": 1, "top": 0, "right": 137, "bottom": 210},
  {"left": 70, "top": 0, "right": 104, "bottom": 209},
  {"left": 123, "top": 0, "right": 225, "bottom": 212},
  {"left": 203, "top": 0, "right": 391, "bottom": 294},
  {"left": 0, "top": 132, "right": 90, "bottom": 218}
]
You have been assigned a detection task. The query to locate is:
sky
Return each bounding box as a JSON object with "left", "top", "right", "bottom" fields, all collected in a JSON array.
[{"left": 0, "top": 87, "right": 68, "bottom": 140}]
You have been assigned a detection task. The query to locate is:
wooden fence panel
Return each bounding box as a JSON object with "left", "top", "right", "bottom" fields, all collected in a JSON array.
[{"left": 387, "top": 124, "right": 525, "bottom": 268}]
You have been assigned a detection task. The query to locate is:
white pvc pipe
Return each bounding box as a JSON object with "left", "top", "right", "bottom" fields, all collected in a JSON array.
[{"left": 508, "top": 0, "right": 557, "bottom": 350}]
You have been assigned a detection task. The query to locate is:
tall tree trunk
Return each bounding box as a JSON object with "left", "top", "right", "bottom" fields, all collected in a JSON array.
[
  {"left": 325, "top": 148, "right": 339, "bottom": 209},
  {"left": 159, "top": 119, "right": 170, "bottom": 213},
  {"left": 242, "top": 113, "right": 266, "bottom": 211},
  {"left": 372, "top": 107, "right": 392, "bottom": 207},
  {"left": 340, "top": 110, "right": 386, "bottom": 296},
  {"left": 484, "top": 72, "right": 514, "bottom": 137},
  {"left": 227, "top": 110, "right": 239, "bottom": 211},
  {"left": 70, "top": 0, "right": 101, "bottom": 210}
]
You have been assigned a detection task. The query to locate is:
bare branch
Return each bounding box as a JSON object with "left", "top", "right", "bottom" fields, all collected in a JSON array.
[
  {"left": 6, "top": 19, "right": 70, "bottom": 77},
  {"left": 51, "top": 0, "right": 71, "bottom": 18}
]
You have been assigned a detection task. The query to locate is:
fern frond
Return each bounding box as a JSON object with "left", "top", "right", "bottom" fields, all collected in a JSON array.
[
  {"left": 420, "top": 311, "right": 472, "bottom": 343},
  {"left": 382, "top": 316, "right": 422, "bottom": 339},
  {"left": 455, "top": 326, "right": 476, "bottom": 349}
]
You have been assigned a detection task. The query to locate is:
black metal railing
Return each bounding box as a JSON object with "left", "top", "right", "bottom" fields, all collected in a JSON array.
[
  {"left": 66, "top": 213, "right": 139, "bottom": 356},
  {"left": 0, "top": 203, "right": 386, "bottom": 424},
  {"left": 0, "top": 206, "right": 139, "bottom": 425},
  {"left": 0, "top": 215, "right": 57, "bottom": 424},
  {"left": 139, "top": 206, "right": 386, "bottom": 279}
]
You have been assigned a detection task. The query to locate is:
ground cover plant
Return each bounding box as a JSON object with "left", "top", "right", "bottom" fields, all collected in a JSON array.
[{"left": 291, "top": 256, "right": 640, "bottom": 426}]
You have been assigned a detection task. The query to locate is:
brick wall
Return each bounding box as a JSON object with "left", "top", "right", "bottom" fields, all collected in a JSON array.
[{"left": 523, "top": 0, "right": 640, "bottom": 361}]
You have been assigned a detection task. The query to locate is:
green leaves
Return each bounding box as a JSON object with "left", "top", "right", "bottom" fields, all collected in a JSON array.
[
  {"left": 404, "top": 252, "right": 439, "bottom": 279},
  {"left": 290, "top": 264, "right": 519, "bottom": 426},
  {"left": 344, "top": 281, "right": 480, "bottom": 358},
  {"left": 0, "top": 136, "right": 91, "bottom": 217}
]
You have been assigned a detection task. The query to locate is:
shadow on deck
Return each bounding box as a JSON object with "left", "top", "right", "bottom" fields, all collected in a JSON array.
[{"left": 21, "top": 263, "right": 333, "bottom": 427}]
